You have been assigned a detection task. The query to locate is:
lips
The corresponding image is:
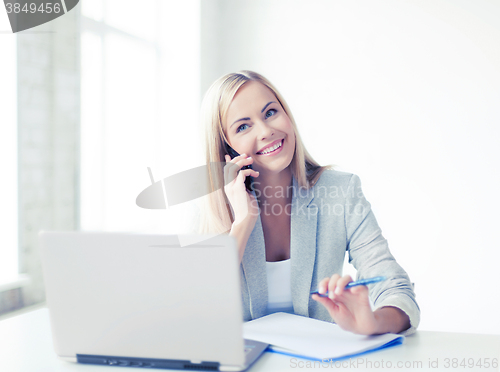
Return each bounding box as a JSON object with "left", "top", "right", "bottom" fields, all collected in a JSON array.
[{"left": 256, "top": 139, "right": 284, "bottom": 155}]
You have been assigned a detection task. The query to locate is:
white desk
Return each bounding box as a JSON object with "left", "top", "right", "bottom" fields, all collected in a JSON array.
[{"left": 1, "top": 307, "right": 499, "bottom": 372}]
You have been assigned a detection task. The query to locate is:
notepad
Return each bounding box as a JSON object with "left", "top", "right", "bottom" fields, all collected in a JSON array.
[{"left": 242, "top": 312, "right": 404, "bottom": 361}]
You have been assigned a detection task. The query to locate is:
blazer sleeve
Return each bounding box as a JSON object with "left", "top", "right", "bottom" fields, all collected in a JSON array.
[{"left": 344, "top": 174, "right": 420, "bottom": 336}]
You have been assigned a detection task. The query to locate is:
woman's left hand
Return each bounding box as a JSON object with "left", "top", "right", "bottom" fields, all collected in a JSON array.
[{"left": 311, "top": 274, "right": 379, "bottom": 335}]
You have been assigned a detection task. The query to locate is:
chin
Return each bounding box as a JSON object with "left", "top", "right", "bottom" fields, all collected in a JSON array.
[
  {"left": 261, "top": 162, "right": 293, "bottom": 175},
  {"left": 255, "top": 149, "right": 294, "bottom": 174}
]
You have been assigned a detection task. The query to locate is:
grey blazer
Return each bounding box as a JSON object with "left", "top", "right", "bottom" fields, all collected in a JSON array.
[{"left": 240, "top": 170, "right": 420, "bottom": 336}]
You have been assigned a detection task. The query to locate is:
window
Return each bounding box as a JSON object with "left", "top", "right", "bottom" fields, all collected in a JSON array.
[
  {"left": 0, "top": 11, "right": 18, "bottom": 283},
  {"left": 80, "top": 0, "right": 200, "bottom": 234}
]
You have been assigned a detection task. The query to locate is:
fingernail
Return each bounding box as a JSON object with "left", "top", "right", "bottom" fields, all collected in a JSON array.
[{"left": 335, "top": 288, "right": 342, "bottom": 295}]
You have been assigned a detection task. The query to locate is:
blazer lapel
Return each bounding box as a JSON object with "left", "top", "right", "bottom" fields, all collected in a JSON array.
[
  {"left": 290, "top": 177, "right": 318, "bottom": 317},
  {"left": 241, "top": 192, "right": 267, "bottom": 320}
]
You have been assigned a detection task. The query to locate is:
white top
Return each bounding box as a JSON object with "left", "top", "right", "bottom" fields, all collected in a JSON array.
[{"left": 265, "top": 258, "right": 294, "bottom": 315}]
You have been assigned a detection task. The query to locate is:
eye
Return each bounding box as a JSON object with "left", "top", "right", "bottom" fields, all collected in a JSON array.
[
  {"left": 265, "top": 108, "right": 278, "bottom": 118},
  {"left": 236, "top": 123, "right": 249, "bottom": 133}
]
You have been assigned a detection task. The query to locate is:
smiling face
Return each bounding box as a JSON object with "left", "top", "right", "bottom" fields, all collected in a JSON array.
[{"left": 224, "top": 81, "right": 296, "bottom": 176}]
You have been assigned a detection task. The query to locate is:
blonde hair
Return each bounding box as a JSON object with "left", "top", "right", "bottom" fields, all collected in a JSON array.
[{"left": 198, "top": 70, "right": 332, "bottom": 234}]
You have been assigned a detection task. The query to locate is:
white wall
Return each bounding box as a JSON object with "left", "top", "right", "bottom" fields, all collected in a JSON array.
[
  {"left": 13, "top": 7, "right": 80, "bottom": 310},
  {"left": 80, "top": 0, "right": 201, "bottom": 235},
  {"left": 0, "top": 11, "right": 18, "bottom": 283},
  {"left": 201, "top": 0, "right": 500, "bottom": 335}
]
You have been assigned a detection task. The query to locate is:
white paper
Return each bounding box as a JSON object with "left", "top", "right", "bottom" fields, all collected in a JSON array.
[{"left": 243, "top": 312, "right": 403, "bottom": 360}]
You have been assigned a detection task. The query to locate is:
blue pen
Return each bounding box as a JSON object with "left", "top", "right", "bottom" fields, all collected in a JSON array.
[{"left": 310, "top": 276, "right": 387, "bottom": 297}]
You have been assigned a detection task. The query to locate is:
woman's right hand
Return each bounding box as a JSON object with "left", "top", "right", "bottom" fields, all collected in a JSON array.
[{"left": 224, "top": 153, "right": 260, "bottom": 227}]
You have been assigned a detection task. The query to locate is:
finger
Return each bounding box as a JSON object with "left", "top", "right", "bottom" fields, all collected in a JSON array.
[
  {"left": 238, "top": 168, "right": 258, "bottom": 180},
  {"left": 227, "top": 153, "right": 247, "bottom": 162},
  {"left": 224, "top": 155, "right": 234, "bottom": 183},
  {"left": 224, "top": 156, "right": 253, "bottom": 181},
  {"left": 228, "top": 159, "right": 257, "bottom": 183},
  {"left": 327, "top": 274, "right": 341, "bottom": 300},
  {"left": 335, "top": 275, "right": 353, "bottom": 295},
  {"left": 312, "top": 294, "right": 338, "bottom": 312},
  {"left": 312, "top": 294, "right": 341, "bottom": 320},
  {"left": 350, "top": 284, "right": 369, "bottom": 296},
  {"left": 318, "top": 277, "right": 331, "bottom": 295},
  {"left": 224, "top": 153, "right": 248, "bottom": 170},
  {"left": 234, "top": 156, "right": 254, "bottom": 169},
  {"left": 224, "top": 162, "right": 240, "bottom": 183},
  {"left": 240, "top": 168, "right": 259, "bottom": 178}
]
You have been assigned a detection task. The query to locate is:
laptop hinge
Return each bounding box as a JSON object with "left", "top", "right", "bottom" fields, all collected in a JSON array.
[{"left": 77, "top": 354, "right": 220, "bottom": 370}]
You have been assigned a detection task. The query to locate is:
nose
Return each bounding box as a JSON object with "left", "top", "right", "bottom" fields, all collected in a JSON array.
[{"left": 256, "top": 120, "right": 274, "bottom": 140}]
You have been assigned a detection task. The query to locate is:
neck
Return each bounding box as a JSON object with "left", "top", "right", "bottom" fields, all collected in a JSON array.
[{"left": 253, "top": 166, "right": 293, "bottom": 203}]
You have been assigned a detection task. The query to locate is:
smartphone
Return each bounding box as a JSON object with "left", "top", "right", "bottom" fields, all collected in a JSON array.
[{"left": 225, "top": 143, "right": 253, "bottom": 192}]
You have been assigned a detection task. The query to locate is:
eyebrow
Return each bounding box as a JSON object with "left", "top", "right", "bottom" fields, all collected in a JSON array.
[{"left": 230, "top": 101, "right": 276, "bottom": 129}]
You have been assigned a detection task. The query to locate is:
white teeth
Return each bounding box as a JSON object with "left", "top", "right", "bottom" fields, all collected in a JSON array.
[{"left": 260, "top": 140, "right": 282, "bottom": 154}]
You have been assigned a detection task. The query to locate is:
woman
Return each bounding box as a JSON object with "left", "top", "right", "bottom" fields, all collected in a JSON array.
[{"left": 198, "top": 70, "right": 419, "bottom": 336}]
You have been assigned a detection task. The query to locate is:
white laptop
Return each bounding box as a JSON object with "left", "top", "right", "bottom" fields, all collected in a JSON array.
[{"left": 38, "top": 231, "right": 268, "bottom": 371}]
